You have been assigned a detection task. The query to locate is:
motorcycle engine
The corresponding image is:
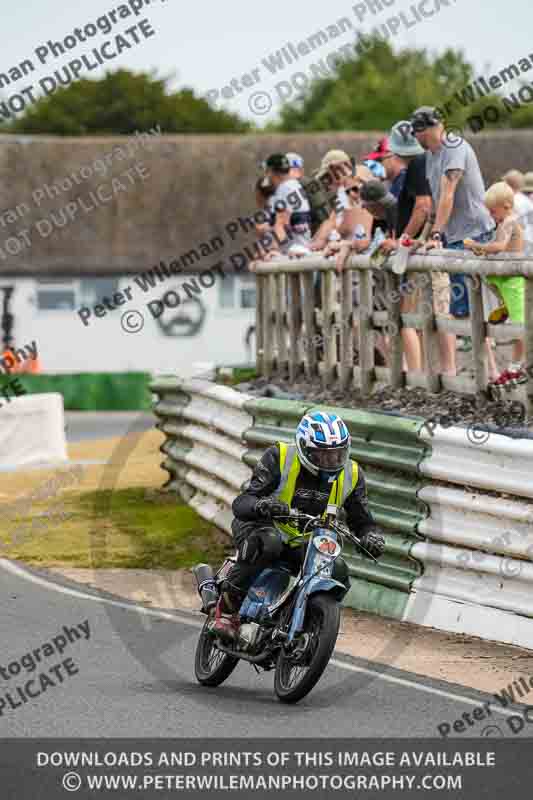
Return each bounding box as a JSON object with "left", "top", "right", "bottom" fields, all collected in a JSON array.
[{"left": 238, "top": 622, "right": 260, "bottom": 650}]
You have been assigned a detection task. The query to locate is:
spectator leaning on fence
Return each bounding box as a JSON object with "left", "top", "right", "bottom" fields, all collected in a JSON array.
[
  {"left": 324, "top": 165, "right": 374, "bottom": 272},
  {"left": 309, "top": 150, "right": 355, "bottom": 250},
  {"left": 411, "top": 105, "right": 495, "bottom": 372},
  {"left": 502, "top": 169, "right": 533, "bottom": 253},
  {"left": 359, "top": 180, "right": 398, "bottom": 241},
  {"left": 464, "top": 181, "right": 527, "bottom": 388},
  {"left": 376, "top": 121, "right": 432, "bottom": 372}
]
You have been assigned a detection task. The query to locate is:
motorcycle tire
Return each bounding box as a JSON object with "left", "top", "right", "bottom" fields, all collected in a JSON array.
[
  {"left": 194, "top": 619, "right": 239, "bottom": 687},
  {"left": 274, "top": 593, "right": 340, "bottom": 704}
]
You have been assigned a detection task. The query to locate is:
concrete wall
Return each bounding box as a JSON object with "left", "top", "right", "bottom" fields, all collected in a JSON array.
[{"left": 0, "top": 131, "right": 532, "bottom": 277}]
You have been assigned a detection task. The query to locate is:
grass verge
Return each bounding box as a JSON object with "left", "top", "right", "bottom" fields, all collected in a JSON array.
[{"left": 0, "top": 487, "right": 229, "bottom": 570}]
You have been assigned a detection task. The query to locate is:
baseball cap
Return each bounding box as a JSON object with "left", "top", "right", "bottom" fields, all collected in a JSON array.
[
  {"left": 360, "top": 180, "right": 397, "bottom": 208},
  {"left": 389, "top": 120, "right": 424, "bottom": 157},
  {"left": 263, "top": 153, "right": 291, "bottom": 172},
  {"left": 317, "top": 149, "right": 352, "bottom": 177},
  {"left": 286, "top": 152, "right": 304, "bottom": 169},
  {"left": 410, "top": 106, "right": 442, "bottom": 133},
  {"left": 362, "top": 136, "right": 390, "bottom": 162}
]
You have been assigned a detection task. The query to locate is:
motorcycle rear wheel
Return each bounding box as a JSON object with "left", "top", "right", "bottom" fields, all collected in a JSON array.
[
  {"left": 194, "top": 619, "right": 239, "bottom": 687},
  {"left": 274, "top": 593, "right": 340, "bottom": 704}
]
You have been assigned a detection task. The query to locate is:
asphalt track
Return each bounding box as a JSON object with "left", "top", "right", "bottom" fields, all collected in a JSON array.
[
  {"left": 0, "top": 559, "right": 529, "bottom": 740},
  {"left": 65, "top": 411, "right": 155, "bottom": 443}
]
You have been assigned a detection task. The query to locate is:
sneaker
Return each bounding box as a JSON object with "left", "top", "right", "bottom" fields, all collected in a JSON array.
[
  {"left": 487, "top": 370, "right": 512, "bottom": 399},
  {"left": 211, "top": 599, "right": 240, "bottom": 643},
  {"left": 507, "top": 366, "right": 527, "bottom": 387},
  {"left": 488, "top": 368, "right": 522, "bottom": 399},
  {"left": 493, "top": 370, "right": 514, "bottom": 386}
]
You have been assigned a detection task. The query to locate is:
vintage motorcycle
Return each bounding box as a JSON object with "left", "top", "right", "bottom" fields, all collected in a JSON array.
[{"left": 193, "top": 504, "right": 377, "bottom": 704}]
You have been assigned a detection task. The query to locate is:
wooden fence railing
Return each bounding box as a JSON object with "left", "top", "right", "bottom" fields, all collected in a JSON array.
[{"left": 253, "top": 251, "right": 533, "bottom": 413}]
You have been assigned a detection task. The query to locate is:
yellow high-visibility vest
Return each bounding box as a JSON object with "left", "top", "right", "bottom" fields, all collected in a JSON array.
[{"left": 273, "top": 442, "right": 358, "bottom": 546}]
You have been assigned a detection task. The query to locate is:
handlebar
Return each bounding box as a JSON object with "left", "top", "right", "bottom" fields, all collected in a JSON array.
[
  {"left": 273, "top": 509, "right": 360, "bottom": 542},
  {"left": 272, "top": 510, "right": 377, "bottom": 561}
]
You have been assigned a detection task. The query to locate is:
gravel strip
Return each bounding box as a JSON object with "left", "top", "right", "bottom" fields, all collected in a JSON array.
[{"left": 235, "top": 376, "right": 533, "bottom": 438}]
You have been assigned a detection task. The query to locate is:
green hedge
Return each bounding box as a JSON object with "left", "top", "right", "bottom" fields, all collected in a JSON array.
[{"left": 1, "top": 373, "right": 152, "bottom": 411}]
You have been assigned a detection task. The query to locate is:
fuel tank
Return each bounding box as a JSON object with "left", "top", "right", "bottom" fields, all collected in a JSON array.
[{"left": 239, "top": 568, "right": 292, "bottom": 622}]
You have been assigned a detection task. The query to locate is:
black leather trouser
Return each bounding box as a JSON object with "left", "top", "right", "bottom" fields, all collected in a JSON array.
[{"left": 222, "top": 520, "right": 350, "bottom": 610}]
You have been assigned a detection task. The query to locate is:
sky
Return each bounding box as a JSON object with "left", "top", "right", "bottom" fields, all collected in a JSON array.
[{"left": 1, "top": 0, "right": 532, "bottom": 126}]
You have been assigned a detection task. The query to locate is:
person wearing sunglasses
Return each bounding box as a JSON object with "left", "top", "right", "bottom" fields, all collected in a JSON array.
[{"left": 323, "top": 166, "right": 374, "bottom": 260}]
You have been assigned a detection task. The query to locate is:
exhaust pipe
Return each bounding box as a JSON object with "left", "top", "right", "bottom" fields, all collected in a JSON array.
[{"left": 192, "top": 564, "right": 218, "bottom": 612}]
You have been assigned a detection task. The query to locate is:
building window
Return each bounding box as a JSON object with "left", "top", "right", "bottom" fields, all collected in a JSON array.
[
  {"left": 219, "top": 275, "right": 235, "bottom": 308},
  {"left": 36, "top": 279, "right": 76, "bottom": 310},
  {"left": 239, "top": 275, "right": 256, "bottom": 309},
  {"left": 80, "top": 278, "right": 120, "bottom": 304},
  {"left": 218, "top": 274, "right": 256, "bottom": 310}
]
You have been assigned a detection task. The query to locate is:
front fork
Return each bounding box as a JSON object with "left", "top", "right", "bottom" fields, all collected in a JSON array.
[{"left": 285, "top": 577, "right": 346, "bottom": 644}]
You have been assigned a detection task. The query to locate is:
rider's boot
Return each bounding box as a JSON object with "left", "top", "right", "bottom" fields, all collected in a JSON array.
[{"left": 212, "top": 587, "right": 242, "bottom": 643}]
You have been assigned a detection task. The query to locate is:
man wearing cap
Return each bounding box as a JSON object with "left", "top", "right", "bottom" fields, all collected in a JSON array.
[
  {"left": 359, "top": 180, "right": 398, "bottom": 237},
  {"left": 410, "top": 106, "right": 494, "bottom": 362},
  {"left": 309, "top": 150, "right": 355, "bottom": 251},
  {"left": 376, "top": 122, "right": 433, "bottom": 372},
  {"left": 379, "top": 121, "right": 431, "bottom": 239},
  {"left": 362, "top": 136, "right": 390, "bottom": 164},
  {"left": 263, "top": 153, "right": 312, "bottom": 253}
]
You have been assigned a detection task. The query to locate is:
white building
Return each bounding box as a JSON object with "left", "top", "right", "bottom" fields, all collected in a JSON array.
[{"left": 2, "top": 271, "right": 256, "bottom": 376}]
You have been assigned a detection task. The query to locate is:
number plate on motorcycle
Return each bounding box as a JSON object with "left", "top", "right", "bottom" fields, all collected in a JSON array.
[{"left": 313, "top": 535, "right": 340, "bottom": 557}]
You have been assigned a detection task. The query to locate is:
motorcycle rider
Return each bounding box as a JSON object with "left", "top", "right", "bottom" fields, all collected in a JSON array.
[{"left": 213, "top": 411, "right": 386, "bottom": 641}]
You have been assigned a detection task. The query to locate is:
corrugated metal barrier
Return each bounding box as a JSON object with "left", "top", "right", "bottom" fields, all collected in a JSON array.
[{"left": 151, "top": 377, "right": 533, "bottom": 649}]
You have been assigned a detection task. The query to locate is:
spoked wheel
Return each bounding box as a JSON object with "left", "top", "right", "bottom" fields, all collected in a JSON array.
[
  {"left": 194, "top": 619, "right": 239, "bottom": 686},
  {"left": 274, "top": 594, "right": 340, "bottom": 704}
]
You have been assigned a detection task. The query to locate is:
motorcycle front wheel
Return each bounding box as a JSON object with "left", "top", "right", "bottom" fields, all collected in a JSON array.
[
  {"left": 194, "top": 619, "right": 239, "bottom": 687},
  {"left": 274, "top": 593, "right": 340, "bottom": 704}
]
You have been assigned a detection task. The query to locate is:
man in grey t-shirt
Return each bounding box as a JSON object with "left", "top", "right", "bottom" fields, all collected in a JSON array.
[{"left": 410, "top": 106, "right": 494, "bottom": 320}]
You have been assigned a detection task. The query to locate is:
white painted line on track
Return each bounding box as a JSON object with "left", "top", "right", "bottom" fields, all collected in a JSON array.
[
  {"left": 0, "top": 558, "right": 519, "bottom": 718},
  {"left": 329, "top": 659, "right": 517, "bottom": 718},
  {"left": 0, "top": 558, "right": 198, "bottom": 629}
]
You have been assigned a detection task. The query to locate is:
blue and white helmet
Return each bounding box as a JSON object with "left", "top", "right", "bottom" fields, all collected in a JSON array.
[{"left": 295, "top": 411, "right": 351, "bottom": 477}]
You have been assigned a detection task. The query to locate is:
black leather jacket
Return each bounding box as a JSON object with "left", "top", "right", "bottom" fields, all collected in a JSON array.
[{"left": 232, "top": 445, "right": 376, "bottom": 538}]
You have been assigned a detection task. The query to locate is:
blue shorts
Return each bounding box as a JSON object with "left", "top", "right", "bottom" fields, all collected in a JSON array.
[{"left": 446, "top": 230, "right": 494, "bottom": 317}]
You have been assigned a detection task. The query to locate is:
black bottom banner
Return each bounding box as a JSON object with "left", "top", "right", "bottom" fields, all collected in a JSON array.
[{"left": 0, "top": 738, "right": 530, "bottom": 798}]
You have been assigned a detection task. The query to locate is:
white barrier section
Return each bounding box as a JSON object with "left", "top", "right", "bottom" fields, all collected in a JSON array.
[
  {"left": 0, "top": 393, "right": 68, "bottom": 470},
  {"left": 153, "top": 378, "right": 254, "bottom": 536},
  {"left": 410, "top": 429, "right": 533, "bottom": 649},
  {"left": 420, "top": 427, "right": 533, "bottom": 499}
]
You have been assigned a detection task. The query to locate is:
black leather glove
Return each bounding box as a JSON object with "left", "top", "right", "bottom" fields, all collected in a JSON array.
[
  {"left": 254, "top": 496, "right": 290, "bottom": 521},
  {"left": 359, "top": 529, "right": 386, "bottom": 559}
]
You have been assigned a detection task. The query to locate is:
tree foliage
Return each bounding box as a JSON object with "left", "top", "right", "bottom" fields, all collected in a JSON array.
[
  {"left": 9, "top": 70, "right": 251, "bottom": 135},
  {"left": 274, "top": 36, "right": 521, "bottom": 132}
]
